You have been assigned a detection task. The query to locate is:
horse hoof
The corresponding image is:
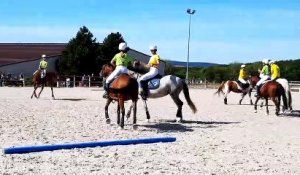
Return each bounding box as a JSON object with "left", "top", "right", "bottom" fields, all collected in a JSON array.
[
  {"left": 254, "top": 110, "right": 257, "bottom": 113},
  {"left": 265, "top": 113, "right": 269, "bottom": 116},
  {"left": 118, "top": 126, "right": 124, "bottom": 130},
  {"left": 106, "top": 119, "right": 111, "bottom": 124},
  {"left": 176, "top": 117, "right": 182, "bottom": 123},
  {"left": 133, "top": 125, "right": 138, "bottom": 130},
  {"left": 145, "top": 119, "right": 150, "bottom": 123}
]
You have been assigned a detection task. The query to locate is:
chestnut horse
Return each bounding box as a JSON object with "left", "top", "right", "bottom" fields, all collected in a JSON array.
[
  {"left": 250, "top": 75, "right": 293, "bottom": 111},
  {"left": 99, "top": 63, "right": 139, "bottom": 129},
  {"left": 253, "top": 80, "right": 287, "bottom": 115},
  {"left": 31, "top": 70, "right": 57, "bottom": 99},
  {"left": 215, "top": 80, "right": 253, "bottom": 105}
]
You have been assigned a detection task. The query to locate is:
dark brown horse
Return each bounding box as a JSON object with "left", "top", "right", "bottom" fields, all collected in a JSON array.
[
  {"left": 215, "top": 80, "right": 253, "bottom": 105},
  {"left": 252, "top": 80, "right": 287, "bottom": 116},
  {"left": 100, "top": 64, "right": 139, "bottom": 129},
  {"left": 31, "top": 70, "right": 57, "bottom": 99}
]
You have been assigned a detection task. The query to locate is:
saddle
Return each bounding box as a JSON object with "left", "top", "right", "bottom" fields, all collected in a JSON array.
[{"left": 236, "top": 80, "right": 250, "bottom": 90}]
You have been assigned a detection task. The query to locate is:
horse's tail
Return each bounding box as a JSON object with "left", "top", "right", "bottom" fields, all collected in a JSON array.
[
  {"left": 182, "top": 81, "right": 197, "bottom": 113},
  {"left": 279, "top": 84, "right": 288, "bottom": 111},
  {"left": 215, "top": 81, "right": 226, "bottom": 96},
  {"left": 277, "top": 78, "right": 292, "bottom": 110}
]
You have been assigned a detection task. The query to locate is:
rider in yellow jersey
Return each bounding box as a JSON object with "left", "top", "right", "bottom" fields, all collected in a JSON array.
[
  {"left": 103, "top": 42, "right": 134, "bottom": 98},
  {"left": 138, "top": 45, "right": 160, "bottom": 99},
  {"left": 238, "top": 64, "right": 249, "bottom": 89},
  {"left": 269, "top": 60, "right": 280, "bottom": 80}
]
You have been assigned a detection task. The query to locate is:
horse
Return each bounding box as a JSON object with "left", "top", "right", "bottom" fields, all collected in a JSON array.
[
  {"left": 250, "top": 75, "right": 293, "bottom": 111},
  {"left": 215, "top": 80, "right": 253, "bottom": 105},
  {"left": 253, "top": 80, "right": 287, "bottom": 115},
  {"left": 99, "top": 63, "right": 139, "bottom": 129},
  {"left": 127, "top": 61, "right": 197, "bottom": 123},
  {"left": 31, "top": 70, "right": 57, "bottom": 99}
]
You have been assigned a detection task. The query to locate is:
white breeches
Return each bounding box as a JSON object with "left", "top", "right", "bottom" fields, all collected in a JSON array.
[
  {"left": 139, "top": 67, "right": 159, "bottom": 81},
  {"left": 105, "top": 66, "right": 128, "bottom": 84},
  {"left": 238, "top": 78, "right": 247, "bottom": 84},
  {"left": 257, "top": 75, "right": 270, "bottom": 86}
]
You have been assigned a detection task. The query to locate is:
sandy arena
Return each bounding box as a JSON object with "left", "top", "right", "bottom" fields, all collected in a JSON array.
[{"left": 0, "top": 87, "right": 300, "bottom": 174}]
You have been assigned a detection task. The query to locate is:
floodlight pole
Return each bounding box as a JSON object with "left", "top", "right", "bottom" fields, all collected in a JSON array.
[{"left": 186, "top": 9, "right": 196, "bottom": 84}]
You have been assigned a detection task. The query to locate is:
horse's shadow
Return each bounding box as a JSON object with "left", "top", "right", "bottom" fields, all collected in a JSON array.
[
  {"left": 281, "top": 110, "right": 300, "bottom": 118},
  {"left": 139, "top": 119, "right": 240, "bottom": 133}
]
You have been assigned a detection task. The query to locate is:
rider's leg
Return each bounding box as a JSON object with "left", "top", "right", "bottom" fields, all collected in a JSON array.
[
  {"left": 103, "top": 67, "right": 121, "bottom": 98},
  {"left": 138, "top": 67, "right": 158, "bottom": 98}
]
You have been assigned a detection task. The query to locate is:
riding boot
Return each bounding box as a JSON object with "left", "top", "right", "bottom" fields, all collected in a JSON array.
[
  {"left": 140, "top": 81, "right": 148, "bottom": 100},
  {"left": 255, "top": 85, "right": 261, "bottom": 97},
  {"left": 103, "top": 83, "right": 109, "bottom": 98}
]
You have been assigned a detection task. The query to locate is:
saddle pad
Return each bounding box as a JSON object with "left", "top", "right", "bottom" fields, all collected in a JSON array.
[{"left": 148, "top": 79, "right": 160, "bottom": 90}]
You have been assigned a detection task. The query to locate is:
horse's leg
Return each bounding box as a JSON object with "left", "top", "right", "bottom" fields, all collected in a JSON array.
[
  {"left": 37, "top": 84, "right": 44, "bottom": 98},
  {"left": 170, "top": 93, "right": 184, "bottom": 123},
  {"left": 105, "top": 98, "right": 113, "bottom": 124},
  {"left": 223, "top": 84, "right": 229, "bottom": 104},
  {"left": 272, "top": 97, "right": 279, "bottom": 116},
  {"left": 239, "top": 92, "right": 246, "bottom": 105},
  {"left": 119, "top": 98, "right": 125, "bottom": 129},
  {"left": 117, "top": 103, "right": 120, "bottom": 125},
  {"left": 132, "top": 100, "right": 138, "bottom": 130},
  {"left": 31, "top": 84, "right": 38, "bottom": 99},
  {"left": 254, "top": 97, "right": 260, "bottom": 113},
  {"left": 265, "top": 99, "right": 269, "bottom": 115},
  {"left": 143, "top": 99, "right": 151, "bottom": 122},
  {"left": 51, "top": 85, "right": 55, "bottom": 100},
  {"left": 248, "top": 88, "right": 253, "bottom": 105},
  {"left": 126, "top": 103, "right": 133, "bottom": 121}
]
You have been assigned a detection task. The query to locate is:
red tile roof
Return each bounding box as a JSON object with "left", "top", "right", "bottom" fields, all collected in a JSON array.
[{"left": 0, "top": 43, "right": 66, "bottom": 66}]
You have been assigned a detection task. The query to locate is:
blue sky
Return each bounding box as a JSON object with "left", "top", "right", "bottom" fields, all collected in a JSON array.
[{"left": 0, "top": 0, "right": 299, "bottom": 64}]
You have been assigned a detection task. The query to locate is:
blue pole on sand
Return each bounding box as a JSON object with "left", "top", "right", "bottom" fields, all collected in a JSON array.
[{"left": 3, "top": 137, "right": 176, "bottom": 154}]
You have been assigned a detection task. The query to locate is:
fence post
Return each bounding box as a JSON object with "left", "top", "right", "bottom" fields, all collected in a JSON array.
[
  {"left": 88, "top": 75, "right": 91, "bottom": 87},
  {"left": 205, "top": 78, "right": 207, "bottom": 89},
  {"left": 22, "top": 79, "right": 25, "bottom": 87}
]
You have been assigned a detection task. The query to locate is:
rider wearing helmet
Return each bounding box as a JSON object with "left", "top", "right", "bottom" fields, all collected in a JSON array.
[
  {"left": 238, "top": 64, "right": 249, "bottom": 89},
  {"left": 138, "top": 45, "right": 160, "bottom": 99},
  {"left": 39, "top": 54, "right": 48, "bottom": 79},
  {"left": 269, "top": 60, "right": 280, "bottom": 80},
  {"left": 103, "top": 42, "right": 134, "bottom": 98},
  {"left": 255, "top": 58, "right": 271, "bottom": 97}
]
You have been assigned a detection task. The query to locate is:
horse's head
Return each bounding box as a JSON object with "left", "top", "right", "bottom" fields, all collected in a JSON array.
[
  {"left": 249, "top": 75, "right": 260, "bottom": 88},
  {"left": 99, "top": 63, "right": 115, "bottom": 79}
]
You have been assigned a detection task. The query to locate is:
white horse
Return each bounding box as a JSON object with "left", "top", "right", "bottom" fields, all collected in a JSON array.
[
  {"left": 126, "top": 74, "right": 197, "bottom": 122},
  {"left": 276, "top": 78, "right": 293, "bottom": 110}
]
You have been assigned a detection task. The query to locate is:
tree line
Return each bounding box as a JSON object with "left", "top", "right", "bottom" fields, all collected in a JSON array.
[{"left": 165, "top": 59, "right": 300, "bottom": 82}]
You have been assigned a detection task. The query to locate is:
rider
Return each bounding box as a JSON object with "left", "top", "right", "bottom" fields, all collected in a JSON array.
[
  {"left": 255, "top": 58, "right": 271, "bottom": 97},
  {"left": 138, "top": 45, "right": 161, "bottom": 99},
  {"left": 238, "top": 64, "right": 249, "bottom": 89},
  {"left": 269, "top": 60, "right": 280, "bottom": 81},
  {"left": 39, "top": 54, "right": 48, "bottom": 79},
  {"left": 103, "top": 42, "right": 134, "bottom": 98}
]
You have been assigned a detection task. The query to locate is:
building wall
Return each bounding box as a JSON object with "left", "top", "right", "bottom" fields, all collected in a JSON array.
[
  {"left": 0, "top": 56, "right": 58, "bottom": 77},
  {"left": 0, "top": 50, "right": 165, "bottom": 77}
]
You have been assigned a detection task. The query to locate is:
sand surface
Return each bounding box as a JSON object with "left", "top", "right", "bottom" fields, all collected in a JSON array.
[{"left": 0, "top": 87, "right": 300, "bottom": 174}]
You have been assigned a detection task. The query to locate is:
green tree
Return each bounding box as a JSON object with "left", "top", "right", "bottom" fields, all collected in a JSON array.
[
  {"left": 58, "top": 26, "right": 99, "bottom": 75},
  {"left": 98, "top": 32, "right": 125, "bottom": 63}
]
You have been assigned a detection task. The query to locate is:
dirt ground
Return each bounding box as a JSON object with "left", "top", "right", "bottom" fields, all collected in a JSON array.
[{"left": 0, "top": 87, "right": 299, "bottom": 174}]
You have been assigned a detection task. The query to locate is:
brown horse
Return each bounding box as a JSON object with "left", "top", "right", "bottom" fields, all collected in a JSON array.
[
  {"left": 31, "top": 70, "right": 57, "bottom": 99},
  {"left": 253, "top": 80, "right": 287, "bottom": 116},
  {"left": 215, "top": 80, "right": 253, "bottom": 105},
  {"left": 100, "top": 63, "right": 139, "bottom": 129}
]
